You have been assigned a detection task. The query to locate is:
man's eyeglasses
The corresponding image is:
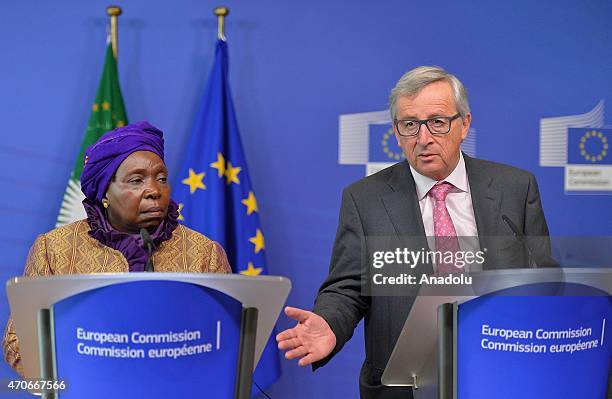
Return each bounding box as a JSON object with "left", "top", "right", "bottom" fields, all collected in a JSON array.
[{"left": 394, "top": 113, "right": 461, "bottom": 137}]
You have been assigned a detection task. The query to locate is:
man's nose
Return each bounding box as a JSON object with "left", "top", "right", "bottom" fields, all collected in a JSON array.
[{"left": 416, "top": 123, "right": 434, "bottom": 146}]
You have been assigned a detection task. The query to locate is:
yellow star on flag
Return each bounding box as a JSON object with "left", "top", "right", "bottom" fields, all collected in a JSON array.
[
  {"left": 225, "top": 162, "right": 241, "bottom": 185},
  {"left": 240, "top": 262, "right": 262, "bottom": 276},
  {"left": 210, "top": 152, "right": 226, "bottom": 177},
  {"left": 102, "top": 101, "right": 110, "bottom": 110},
  {"left": 182, "top": 168, "right": 206, "bottom": 194},
  {"left": 241, "top": 191, "right": 258, "bottom": 215},
  {"left": 249, "top": 229, "right": 265, "bottom": 254},
  {"left": 177, "top": 203, "right": 185, "bottom": 221}
]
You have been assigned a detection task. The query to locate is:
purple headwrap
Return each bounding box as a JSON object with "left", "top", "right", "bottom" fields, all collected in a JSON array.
[
  {"left": 81, "top": 121, "right": 165, "bottom": 202},
  {"left": 79, "top": 121, "right": 178, "bottom": 272}
]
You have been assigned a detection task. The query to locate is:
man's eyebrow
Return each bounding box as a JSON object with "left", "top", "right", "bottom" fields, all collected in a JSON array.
[{"left": 397, "top": 112, "right": 452, "bottom": 120}]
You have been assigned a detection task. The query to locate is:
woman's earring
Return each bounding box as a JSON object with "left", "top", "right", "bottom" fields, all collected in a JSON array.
[{"left": 102, "top": 199, "right": 109, "bottom": 209}]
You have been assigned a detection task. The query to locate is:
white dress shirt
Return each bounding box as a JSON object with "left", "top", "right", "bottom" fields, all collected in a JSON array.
[{"left": 409, "top": 152, "right": 481, "bottom": 271}]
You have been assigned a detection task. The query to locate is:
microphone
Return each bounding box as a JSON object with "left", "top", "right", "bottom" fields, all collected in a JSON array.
[
  {"left": 502, "top": 215, "right": 537, "bottom": 268},
  {"left": 140, "top": 228, "right": 154, "bottom": 272},
  {"left": 502, "top": 214, "right": 523, "bottom": 239},
  {"left": 502, "top": 215, "right": 559, "bottom": 268}
]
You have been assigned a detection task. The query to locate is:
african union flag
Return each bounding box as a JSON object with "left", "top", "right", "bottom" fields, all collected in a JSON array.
[
  {"left": 56, "top": 41, "right": 128, "bottom": 226},
  {"left": 173, "top": 39, "right": 281, "bottom": 393}
]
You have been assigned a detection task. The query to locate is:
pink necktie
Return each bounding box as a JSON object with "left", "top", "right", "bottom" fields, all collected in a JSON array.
[{"left": 429, "top": 182, "right": 461, "bottom": 274}]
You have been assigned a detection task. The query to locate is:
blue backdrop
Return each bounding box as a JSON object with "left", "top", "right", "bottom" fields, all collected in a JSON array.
[{"left": 1, "top": 1, "right": 611, "bottom": 397}]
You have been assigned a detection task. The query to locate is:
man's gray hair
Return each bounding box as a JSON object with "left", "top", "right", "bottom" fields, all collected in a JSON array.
[{"left": 389, "top": 66, "right": 470, "bottom": 120}]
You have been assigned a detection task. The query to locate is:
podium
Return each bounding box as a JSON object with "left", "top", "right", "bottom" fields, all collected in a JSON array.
[
  {"left": 381, "top": 268, "right": 612, "bottom": 399},
  {"left": 6, "top": 273, "right": 291, "bottom": 398}
]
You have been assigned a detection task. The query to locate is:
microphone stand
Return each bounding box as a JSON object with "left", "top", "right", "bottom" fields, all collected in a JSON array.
[{"left": 140, "top": 228, "right": 154, "bottom": 272}]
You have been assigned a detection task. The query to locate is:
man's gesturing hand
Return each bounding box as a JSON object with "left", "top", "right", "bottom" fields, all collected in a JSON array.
[{"left": 276, "top": 306, "right": 337, "bottom": 366}]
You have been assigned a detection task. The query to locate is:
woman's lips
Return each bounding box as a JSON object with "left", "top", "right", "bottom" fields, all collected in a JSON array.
[{"left": 141, "top": 207, "right": 164, "bottom": 216}]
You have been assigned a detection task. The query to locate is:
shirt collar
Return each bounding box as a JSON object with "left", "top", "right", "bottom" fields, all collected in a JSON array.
[{"left": 409, "top": 152, "right": 469, "bottom": 200}]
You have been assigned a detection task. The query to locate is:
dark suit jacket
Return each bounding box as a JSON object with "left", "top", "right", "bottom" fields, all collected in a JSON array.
[{"left": 313, "top": 155, "right": 551, "bottom": 399}]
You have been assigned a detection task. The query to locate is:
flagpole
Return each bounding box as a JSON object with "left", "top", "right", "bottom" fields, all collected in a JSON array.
[
  {"left": 106, "top": 5, "right": 123, "bottom": 59},
  {"left": 213, "top": 6, "right": 229, "bottom": 41}
]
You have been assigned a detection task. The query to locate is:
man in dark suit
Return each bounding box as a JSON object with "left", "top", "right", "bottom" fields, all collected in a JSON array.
[{"left": 276, "top": 66, "right": 550, "bottom": 398}]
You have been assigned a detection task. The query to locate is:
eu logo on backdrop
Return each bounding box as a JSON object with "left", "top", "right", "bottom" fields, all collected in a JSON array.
[
  {"left": 567, "top": 128, "right": 611, "bottom": 165},
  {"left": 539, "top": 101, "right": 612, "bottom": 192},
  {"left": 368, "top": 123, "right": 405, "bottom": 163}
]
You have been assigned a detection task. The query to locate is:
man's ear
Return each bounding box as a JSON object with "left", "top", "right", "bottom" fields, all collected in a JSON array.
[{"left": 460, "top": 113, "right": 472, "bottom": 140}]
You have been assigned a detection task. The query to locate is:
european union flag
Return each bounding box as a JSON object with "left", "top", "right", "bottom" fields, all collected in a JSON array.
[
  {"left": 173, "top": 40, "right": 281, "bottom": 393},
  {"left": 567, "top": 128, "right": 611, "bottom": 164}
]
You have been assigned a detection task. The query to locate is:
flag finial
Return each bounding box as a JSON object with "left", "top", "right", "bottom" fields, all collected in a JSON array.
[
  {"left": 213, "top": 6, "right": 229, "bottom": 41},
  {"left": 106, "top": 5, "right": 123, "bottom": 59}
]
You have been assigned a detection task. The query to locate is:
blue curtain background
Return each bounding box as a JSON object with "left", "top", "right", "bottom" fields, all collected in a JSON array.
[{"left": 0, "top": 1, "right": 610, "bottom": 397}]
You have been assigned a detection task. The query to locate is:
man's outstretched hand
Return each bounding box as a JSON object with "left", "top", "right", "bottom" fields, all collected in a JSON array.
[{"left": 276, "top": 306, "right": 337, "bottom": 366}]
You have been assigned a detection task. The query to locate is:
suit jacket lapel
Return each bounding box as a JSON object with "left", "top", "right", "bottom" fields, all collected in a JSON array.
[
  {"left": 380, "top": 162, "right": 433, "bottom": 277},
  {"left": 465, "top": 155, "right": 501, "bottom": 237},
  {"left": 380, "top": 162, "right": 426, "bottom": 238},
  {"left": 465, "top": 155, "right": 502, "bottom": 269}
]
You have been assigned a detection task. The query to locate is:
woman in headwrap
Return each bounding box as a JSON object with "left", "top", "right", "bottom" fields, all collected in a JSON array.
[{"left": 3, "top": 121, "right": 231, "bottom": 375}]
